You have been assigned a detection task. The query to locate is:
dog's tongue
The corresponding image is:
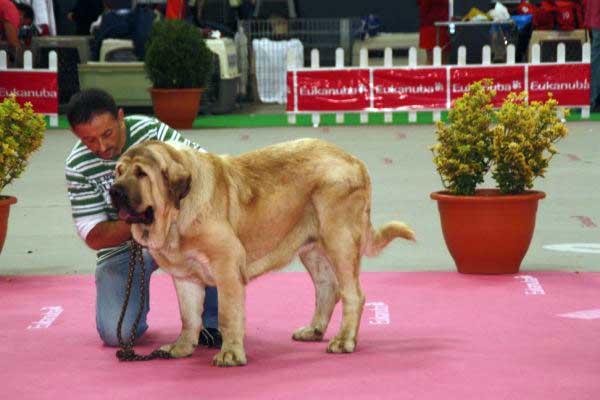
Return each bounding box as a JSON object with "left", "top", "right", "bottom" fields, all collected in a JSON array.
[
  {"left": 119, "top": 209, "right": 131, "bottom": 221},
  {"left": 118, "top": 207, "right": 152, "bottom": 224}
]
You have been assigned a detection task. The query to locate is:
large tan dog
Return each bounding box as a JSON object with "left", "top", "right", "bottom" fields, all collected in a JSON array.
[{"left": 110, "top": 138, "right": 415, "bottom": 367}]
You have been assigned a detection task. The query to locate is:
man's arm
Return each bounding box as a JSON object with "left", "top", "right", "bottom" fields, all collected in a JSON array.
[
  {"left": 3, "top": 21, "right": 22, "bottom": 66},
  {"left": 85, "top": 220, "right": 132, "bottom": 251},
  {"left": 66, "top": 164, "right": 130, "bottom": 251}
]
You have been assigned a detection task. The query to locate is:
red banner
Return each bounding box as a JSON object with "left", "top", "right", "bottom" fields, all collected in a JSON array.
[
  {"left": 0, "top": 71, "right": 58, "bottom": 114},
  {"left": 373, "top": 68, "right": 447, "bottom": 110},
  {"left": 450, "top": 66, "right": 526, "bottom": 107},
  {"left": 528, "top": 64, "right": 590, "bottom": 106},
  {"left": 286, "top": 71, "right": 294, "bottom": 111},
  {"left": 295, "top": 69, "right": 370, "bottom": 112},
  {"left": 288, "top": 63, "right": 589, "bottom": 113}
]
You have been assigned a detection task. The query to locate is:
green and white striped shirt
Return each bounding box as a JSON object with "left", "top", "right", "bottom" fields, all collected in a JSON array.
[{"left": 65, "top": 115, "right": 204, "bottom": 264}]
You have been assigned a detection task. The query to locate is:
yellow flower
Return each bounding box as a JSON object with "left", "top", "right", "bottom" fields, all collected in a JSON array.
[
  {"left": 432, "top": 79, "right": 568, "bottom": 195},
  {"left": 0, "top": 95, "right": 46, "bottom": 192}
]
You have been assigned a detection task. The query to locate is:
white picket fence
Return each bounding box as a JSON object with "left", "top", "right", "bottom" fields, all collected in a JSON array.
[
  {"left": 287, "top": 43, "right": 591, "bottom": 126},
  {"left": 0, "top": 50, "right": 59, "bottom": 127}
]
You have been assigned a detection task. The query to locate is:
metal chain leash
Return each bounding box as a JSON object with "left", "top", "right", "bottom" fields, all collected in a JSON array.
[{"left": 115, "top": 240, "right": 173, "bottom": 361}]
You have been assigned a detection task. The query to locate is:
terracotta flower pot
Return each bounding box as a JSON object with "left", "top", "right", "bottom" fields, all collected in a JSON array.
[
  {"left": 149, "top": 88, "right": 204, "bottom": 130},
  {"left": 430, "top": 189, "right": 546, "bottom": 274},
  {"left": 0, "top": 196, "right": 17, "bottom": 253}
]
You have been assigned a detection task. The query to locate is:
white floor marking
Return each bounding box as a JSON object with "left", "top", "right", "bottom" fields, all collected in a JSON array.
[
  {"left": 27, "top": 306, "right": 63, "bottom": 329},
  {"left": 543, "top": 243, "right": 600, "bottom": 254},
  {"left": 515, "top": 275, "right": 546, "bottom": 295},
  {"left": 558, "top": 309, "right": 600, "bottom": 320},
  {"left": 365, "top": 302, "right": 390, "bottom": 325}
]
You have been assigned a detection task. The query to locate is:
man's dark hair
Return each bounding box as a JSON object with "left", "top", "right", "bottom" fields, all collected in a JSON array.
[
  {"left": 66, "top": 89, "right": 119, "bottom": 128},
  {"left": 15, "top": 3, "right": 34, "bottom": 23}
]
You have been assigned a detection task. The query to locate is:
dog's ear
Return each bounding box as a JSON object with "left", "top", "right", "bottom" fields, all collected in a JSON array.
[{"left": 162, "top": 162, "right": 191, "bottom": 210}]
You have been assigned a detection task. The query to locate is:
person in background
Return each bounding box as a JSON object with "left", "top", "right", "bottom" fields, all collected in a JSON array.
[
  {"left": 230, "top": 0, "right": 255, "bottom": 23},
  {"left": 64, "top": 89, "right": 222, "bottom": 349},
  {"left": 16, "top": 0, "right": 56, "bottom": 35},
  {"left": 0, "top": 0, "right": 34, "bottom": 66},
  {"left": 90, "top": 0, "right": 155, "bottom": 61},
  {"left": 586, "top": 0, "right": 600, "bottom": 111},
  {"left": 417, "top": 0, "right": 450, "bottom": 65},
  {"left": 16, "top": 1, "right": 34, "bottom": 45},
  {"left": 68, "top": 0, "right": 104, "bottom": 35}
]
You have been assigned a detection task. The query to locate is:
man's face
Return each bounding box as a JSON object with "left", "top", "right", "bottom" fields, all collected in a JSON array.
[{"left": 72, "top": 110, "right": 127, "bottom": 160}]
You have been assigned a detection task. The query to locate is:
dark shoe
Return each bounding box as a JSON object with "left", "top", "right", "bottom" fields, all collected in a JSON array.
[{"left": 199, "top": 327, "right": 222, "bottom": 349}]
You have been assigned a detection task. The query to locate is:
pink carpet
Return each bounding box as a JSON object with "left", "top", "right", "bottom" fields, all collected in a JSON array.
[{"left": 1, "top": 272, "right": 599, "bottom": 400}]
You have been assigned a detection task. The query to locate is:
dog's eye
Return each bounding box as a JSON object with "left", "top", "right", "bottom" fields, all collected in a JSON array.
[{"left": 136, "top": 169, "right": 147, "bottom": 178}]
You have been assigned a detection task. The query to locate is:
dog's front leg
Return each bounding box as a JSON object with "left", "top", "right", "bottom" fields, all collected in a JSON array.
[
  {"left": 212, "top": 256, "right": 247, "bottom": 367},
  {"left": 159, "top": 277, "right": 205, "bottom": 358}
]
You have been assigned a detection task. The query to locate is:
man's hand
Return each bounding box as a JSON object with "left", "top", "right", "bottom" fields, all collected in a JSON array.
[{"left": 86, "top": 220, "right": 132, "bottom": 250}]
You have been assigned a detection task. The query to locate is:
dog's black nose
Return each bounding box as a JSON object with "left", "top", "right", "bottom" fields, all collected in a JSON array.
[{"left": 109, "top": 184, "right": 127, "bottom": 207}]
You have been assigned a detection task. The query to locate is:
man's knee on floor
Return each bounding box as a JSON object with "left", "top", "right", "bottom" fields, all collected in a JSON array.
[
  {"left": 97, "top": 325, "right": 121, "bottom": 347},
  {"left": 96, "top": 318, "right": 147, "bottom": 347}
]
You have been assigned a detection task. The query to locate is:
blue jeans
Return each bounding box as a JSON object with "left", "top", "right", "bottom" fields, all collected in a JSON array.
[
  {"left": 95, "top": 248, "right": 219, "bottom": 346},
  {"left": 591, "top": 29, "right": 600, "bottom": 109}
]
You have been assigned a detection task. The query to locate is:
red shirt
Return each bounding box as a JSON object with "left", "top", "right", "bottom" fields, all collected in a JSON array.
[
  {"left": 586, "top": 0, "right": 600, "bottom": 29},
  {"left": 417, "top": 0, "right": 449, "bottom": 27},
  {"left": 0, "top": 0, "right": 21, "bottom": 40}
]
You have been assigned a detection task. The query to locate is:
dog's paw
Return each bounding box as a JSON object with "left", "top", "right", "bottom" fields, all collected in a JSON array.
[
  {"left": 292, "top": 326, "right": 324, "bottom": 342},
  {"left": 159, "top": 342, "right": 195, "bottom": 358},
  {"left": 326, "top": 336, "right": 356, "bottom": 353},
  {"left": 212, "top": 347, "right": 247, "bottom": 367}
]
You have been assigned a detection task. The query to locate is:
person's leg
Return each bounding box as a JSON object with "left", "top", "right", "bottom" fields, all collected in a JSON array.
[
  {"left": 130, "top": 7, "right": 155, "bottom": 60},
  {"left": 419, "top": 26, "right": 436, "bottom": 65},
  {"left": 95, "top": 248, "right": 157, "bottom": 346},
  {"left": 591, "top": 29, "right": 600, "bottom": 109},
  {"left": 426, "top": 49, "right": 433, "bottom": 65},
  {"left": 202, "top": 286, "right": 218, "bottom": 329},
  {"left": 199, "top": 286, "right": 221, "bottom": 348}
]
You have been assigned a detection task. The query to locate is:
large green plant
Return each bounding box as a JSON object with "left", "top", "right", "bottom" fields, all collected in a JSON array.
[
  {"left": 0, "top": 95, "right": 45, "bottom": 194},
  {"left": 144, "top": 19, "right": 212, "bottom": 89},
  {"left": 491, "top": 92, "right": 568, "bottom": 194},
  {"left": 431, "top": 80, "right": 495, "bottom": 195},
  {"left": 431, "top": 80, "right": 568, "bottom": 195}
]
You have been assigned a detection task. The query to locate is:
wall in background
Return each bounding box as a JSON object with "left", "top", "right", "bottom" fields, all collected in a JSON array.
[
  {"left": 293, "top": 0, "right": 492, "bottom": 33},
  {"left": 296, "top": 1, "right": 419, "bottom": 32},
  {"left": 52, "top": 0, "right": 494, "bottom": 35}
]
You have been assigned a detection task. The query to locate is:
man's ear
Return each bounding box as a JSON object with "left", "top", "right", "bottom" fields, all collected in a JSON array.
[{"left": 162, "top": 162, "right": 191, "bottom": 209}]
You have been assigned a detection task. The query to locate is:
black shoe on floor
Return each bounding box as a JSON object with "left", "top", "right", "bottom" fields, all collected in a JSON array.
[{"left": 199, "top": 327, "right": 222, "bottom": 349}]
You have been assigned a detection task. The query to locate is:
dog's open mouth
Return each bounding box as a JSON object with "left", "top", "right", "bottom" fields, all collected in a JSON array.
[{"left": 118, "top": 206, "right": 154, "bottom": 225}]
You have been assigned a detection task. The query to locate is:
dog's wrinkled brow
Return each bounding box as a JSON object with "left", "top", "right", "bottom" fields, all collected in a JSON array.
[{"left": 125, "top": 146, "right": 159, "bottom": 166}]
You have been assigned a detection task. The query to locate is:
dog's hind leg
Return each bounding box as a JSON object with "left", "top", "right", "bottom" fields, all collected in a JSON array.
[
  {"left": 322, "top": 234, "right": 364, "bottom": 353},
  {"left": 315, "top": 190, "right": 368, "bottom": 353},
  {"left": 292, "top": 247, "right": 339, "bottom": 342}
]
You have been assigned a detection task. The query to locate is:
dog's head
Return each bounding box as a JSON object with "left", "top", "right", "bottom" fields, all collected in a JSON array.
[{"left": 110, "top": 140, "right": 191, "bottom": 225}]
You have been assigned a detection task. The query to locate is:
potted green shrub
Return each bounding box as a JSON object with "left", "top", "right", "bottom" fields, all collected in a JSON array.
[
  {"left": 144, "top": 19, "right": 212, "bottom": 129},
  {"left": 430, "top": 80, "right": 568, "bottom": 274},
  {"left": 0, "top": 94, "right": 45, "bottom": 252}
]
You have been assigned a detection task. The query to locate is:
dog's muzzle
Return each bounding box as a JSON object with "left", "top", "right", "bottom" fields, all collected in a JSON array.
[{"left": 109, "top": 184, "right": 154, "bottom": 225}]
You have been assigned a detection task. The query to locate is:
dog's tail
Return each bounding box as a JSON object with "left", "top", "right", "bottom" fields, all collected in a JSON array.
[{"left": 364, "top": 221, "right": 416, "bottom": 257}]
